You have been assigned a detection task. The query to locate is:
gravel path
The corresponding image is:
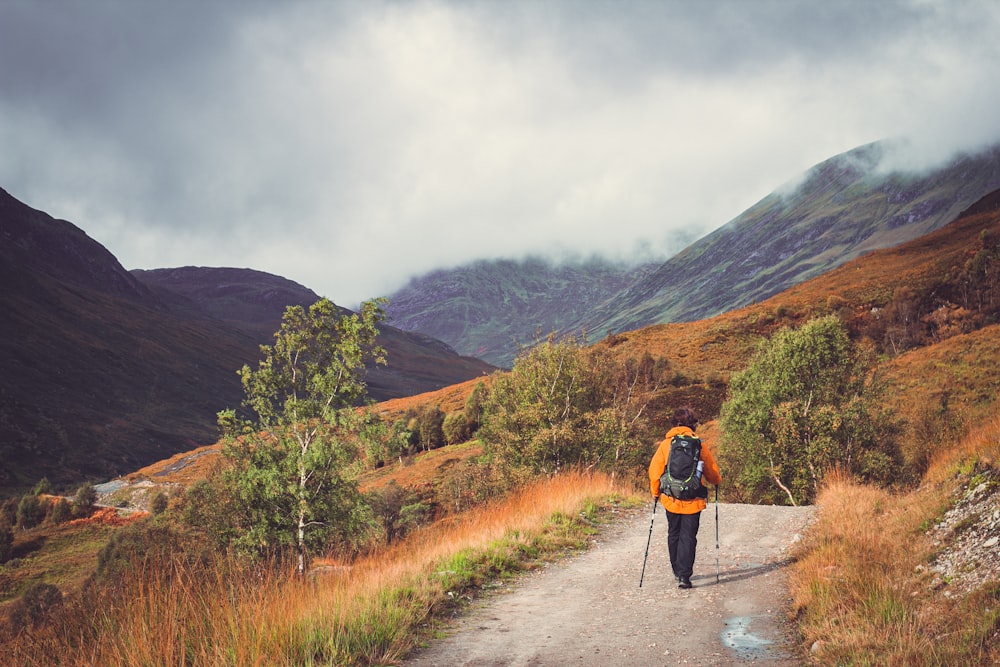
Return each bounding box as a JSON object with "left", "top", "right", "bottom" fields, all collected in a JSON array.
[{"left": 404, "top": 502, "right": 815, "bottom": 666}]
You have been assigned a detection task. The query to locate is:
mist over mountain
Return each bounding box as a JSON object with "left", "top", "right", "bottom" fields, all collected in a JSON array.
[{"left": 386, "top": 141, "right": 1000, "bottom": 365}]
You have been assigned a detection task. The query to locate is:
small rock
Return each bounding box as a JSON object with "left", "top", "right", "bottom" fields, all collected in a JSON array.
[{"left": 984, "top": 536, "right": 998, "bottom": 548}]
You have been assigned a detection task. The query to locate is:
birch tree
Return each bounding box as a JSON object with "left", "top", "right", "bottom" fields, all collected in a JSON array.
[{"left": 218, "top": 298, "right": 386, "bottom": 575}]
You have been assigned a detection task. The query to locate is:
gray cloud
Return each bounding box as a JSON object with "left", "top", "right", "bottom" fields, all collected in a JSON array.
[{"left": 2, "top": 0, "right": 1000, "bottom": 306}]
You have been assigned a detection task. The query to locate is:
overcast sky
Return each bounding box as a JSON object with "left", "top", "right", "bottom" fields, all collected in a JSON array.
[{"left": 3, "top": 1, "right": 1000, "bottom": 307}]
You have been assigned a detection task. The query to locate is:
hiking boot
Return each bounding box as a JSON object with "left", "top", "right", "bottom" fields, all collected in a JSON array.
[{"left": 677, "top": 576, "right": 692, "bottom": 589}]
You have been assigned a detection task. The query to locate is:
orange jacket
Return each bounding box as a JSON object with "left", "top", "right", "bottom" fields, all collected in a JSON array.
[{"left": 648, "top": 426, "right": 722, "bottom": 514}]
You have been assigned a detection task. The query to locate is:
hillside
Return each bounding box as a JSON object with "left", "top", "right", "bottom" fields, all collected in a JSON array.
[
  {"left": 384, "top": 256, "right": 658, "bottom": 368},
  {"left": 132, "top": 267, "right": 495, "bottom": 401},
  {"left": 582, "top": 142, "right": 1000, "bottom": 337},
  {"left": 0, "top": 190, "right": 492, "bottom": 492},
  {"left": 386, "top": 141, "right": 1000, "bottom": 365}
]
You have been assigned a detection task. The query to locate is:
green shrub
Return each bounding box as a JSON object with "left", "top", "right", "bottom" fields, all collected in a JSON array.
[
  {"left": 0, "top": 497, "right": 17, "bottom": 529},
  {"left": 71, "top": 482, "right": 97, "bottom": 518},
  {"left": 49, "top": 497, "right": 72, "bottom": 525},
  {"left": 150, "top": 492, "right": 169, "bottom": 515},
  {"left": 0, "top": 525, "right": 13, "bottom": 562},
  {"left": 16, "top": 494, "right": 45, "bottom": 529},
  {"left": 442, "top": 411, "right": 471, "bottom": 445}
]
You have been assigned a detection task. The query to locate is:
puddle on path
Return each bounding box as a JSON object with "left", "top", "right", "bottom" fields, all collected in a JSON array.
[{"left": 721, "top": 615, "right": 775, "bottom": 660}]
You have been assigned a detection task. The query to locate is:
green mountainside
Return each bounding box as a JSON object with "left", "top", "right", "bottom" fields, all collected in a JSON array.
[
  {"left": 384, "top": 256, "right": 658, "bottom": 367},
  {"left": 580, "top": 141, "right": 1000, "bottom": 337}
]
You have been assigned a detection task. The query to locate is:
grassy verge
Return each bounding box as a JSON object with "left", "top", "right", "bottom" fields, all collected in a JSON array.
[
  {"left": 789, "top": 418, "right": 1000, "bottom": 665},
  {"left": 3, "top": 471, "right": 638, "bottom": 666}
]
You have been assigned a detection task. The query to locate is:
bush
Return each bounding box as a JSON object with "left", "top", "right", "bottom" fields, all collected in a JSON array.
[
  {"left": 0, "top": 525, "right": 13, "bottom": 562},
  {"left": 442, "top": 411, "right": 471, "bottom": 445},
  {"left": 8, "top": 583, "right": 63, "bottom": 630},
  {"left": 49, "top": 497, "right": 72, "bottom": 525},
  {"left": 72, "top": 482, "right": 97, "bottom": 518},
  {"left": 94, "top": 522, "right": 188, "bottom": 583},
  {"left": 719, "top": 315, "right": 901, "bottom": 505},
  {"left": 16, "top": 494, "right": 45, "bottom": 529},
  {"left": 0, "top": 497, "right": 17, "bottom": 529},
  {"left": 150, "top": 492, "right": 169, "bottom": 515}
]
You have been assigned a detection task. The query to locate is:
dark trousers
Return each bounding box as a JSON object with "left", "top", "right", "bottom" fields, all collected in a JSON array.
[{"left": 666, "top": 510, "right": 701, "bottom": 579}]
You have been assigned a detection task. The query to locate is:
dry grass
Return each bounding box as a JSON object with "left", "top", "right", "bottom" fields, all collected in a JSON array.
[
  {"left": 3, "top": 471, "right": 632, "bottom": 667},
  {"left": 789, "top": 418, "right": 1000, "bottom": 665}
]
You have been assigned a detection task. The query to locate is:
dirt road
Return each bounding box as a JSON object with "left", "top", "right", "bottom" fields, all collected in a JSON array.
[{"left": 404, "top": 502, "right": 815, "bottom": 666}]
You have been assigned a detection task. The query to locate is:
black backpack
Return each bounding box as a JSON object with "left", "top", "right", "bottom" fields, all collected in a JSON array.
[{"left": 659, "top": 434, "right": 706, "bottom": 500}]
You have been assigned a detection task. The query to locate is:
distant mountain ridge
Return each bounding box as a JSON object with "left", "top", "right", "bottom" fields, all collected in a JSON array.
[
  {"left": 132, "top": 266, "right": 494, "bottom": 400},
  {"left": 384, "top": 257, "right": 658, "bottom": 367},
  {"left": 580, "top": 141, "right": 1000, "bottom": 336},
  {"left": 0, "top": 190, "right": 491, "bottom": 491},
  {"left": 385, "top": 141, "right": 1000, "bottom": 364}
]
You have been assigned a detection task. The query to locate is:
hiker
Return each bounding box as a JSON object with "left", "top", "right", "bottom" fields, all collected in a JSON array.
[{"left": 648, "top": 406, "right": 721, "bottom": 589}]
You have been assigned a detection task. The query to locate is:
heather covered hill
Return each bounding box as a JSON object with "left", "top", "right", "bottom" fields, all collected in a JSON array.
[{"left": 0, "top": 190, "right": 492, "bottom": 492}]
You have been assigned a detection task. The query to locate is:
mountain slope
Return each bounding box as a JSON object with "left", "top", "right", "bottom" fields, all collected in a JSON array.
[
  {"left": 384, "top": 256, "right": 658, "bottom": 367},
  {"left": 386, "top": 141, "right": 1000, "bottom": 365},
  {"left": 579, "top": 141, "right": 1000, "bottom": 337},
  {"left": 0, "top": 189, "right": 491, "bottom": 491},
  {"left": 0, "top": 189, "right": 256, "bottom": 489},
  {"left": 133, "top": 267, "right": 494, "bottom": 399}
]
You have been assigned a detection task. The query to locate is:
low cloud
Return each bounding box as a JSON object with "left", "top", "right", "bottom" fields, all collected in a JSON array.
[{"left": 2, "top": 0, "right": 999, "bottom": 306}]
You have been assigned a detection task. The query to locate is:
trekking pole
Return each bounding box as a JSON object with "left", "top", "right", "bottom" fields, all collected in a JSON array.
[
  {"left": 715, "top": 485, "right": 720, "bottom": 584},
  {"left": 639, "top": 496, "right": 658, "bottom": 588}
]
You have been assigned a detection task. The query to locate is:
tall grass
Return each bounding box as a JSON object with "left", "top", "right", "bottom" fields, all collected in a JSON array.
[
  {"left": 789, "top": 418, "right": 1000, "bottom": 665},
  {"left": 4, "top": 471, "right": 630, "bottom": 666}
]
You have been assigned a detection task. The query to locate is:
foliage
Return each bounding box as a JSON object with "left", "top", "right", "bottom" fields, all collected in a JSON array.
[
  {"left": 0, "top": 524, "right": 12, "bottom": 562},
  {"left": 0, "top": 496, "right": 17, "bottom": 529},
  {"left": 71, "top": 481, "right": 97, "bottom": 518},
  {"left": 49, "top": 497, "right": 72, "bottom": 525},
  {"left": 357, "top": 411, "right": 408, "bottom": 467},
  {"left": 175, "top": 476, "right": 240, "bottom": 550},
  {"left": 367, "top": 480, "right": 433, "bottom": 544},
  {"left": 16, "top": 493, "right": 45, "bottom": 529},
  {"left": 464, "top": 381, "right": 488, "bottom": 433},
  {"left": 94, "top": 521, "right": 192, "bottom": 583},
  {"left": 32, "top": 478, "right": 52, "bottom": 495},
  {"left": 479, "top": 335, "right": 597, "bottom": 476},
  {"left": 719, "top": 315, "right": 901, "bottom": 505},
  {"left": 479, "top": 335, "right": 667, "bottom": 481},
  {"left": 218, "top": 298, "right": 387, "bottom": 574},
  {"left": 442, "top": 410, "right": 472, "bottom": 445},
  {"left": 150, "top": 491, "right": 169, "bottom": 515},
  {"left": 415, "top": 404, "right": 445, "bottom": 451},
  {"left": 587, "top": 348, "right": 673, "bottom": 477}
]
